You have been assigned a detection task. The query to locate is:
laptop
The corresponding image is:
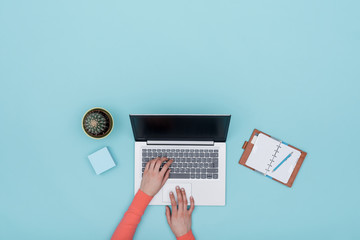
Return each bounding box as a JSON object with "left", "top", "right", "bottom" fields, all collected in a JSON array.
[{"left": 130, "top": 114, "right": 231, "bottom": 206}]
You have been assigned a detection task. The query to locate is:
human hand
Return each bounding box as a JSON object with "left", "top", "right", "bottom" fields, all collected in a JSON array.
[
  {"left": 140, "top": 157, "right": 173, "bottom": 197},
  {"left": 165, "top": 186, "right": 195, "bottom": 238}
]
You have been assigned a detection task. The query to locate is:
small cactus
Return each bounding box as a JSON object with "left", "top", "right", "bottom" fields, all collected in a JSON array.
[{"left": 82, "top": 108, "right": 113, "bottom": 138}]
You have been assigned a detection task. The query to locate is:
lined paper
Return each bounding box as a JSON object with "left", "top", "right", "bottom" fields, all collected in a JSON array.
[{"left": 246, "top": 133, "right": 301, "bottom": 184}]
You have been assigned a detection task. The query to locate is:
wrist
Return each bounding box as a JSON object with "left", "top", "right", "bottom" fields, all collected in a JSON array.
[
  {"left": 175, "top": 229, "right": 191, "bottom": 237},
  {"left": 176, "top": 229, "right": 193, "bottom": 239},
  {"left": 139, "top": 187, "right": 154, "bottom": 197}
]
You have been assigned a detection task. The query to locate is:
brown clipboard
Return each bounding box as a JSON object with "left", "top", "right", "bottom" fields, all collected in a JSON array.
[{"left": 239, "top": 129, "right": 307, "bottom": 187}]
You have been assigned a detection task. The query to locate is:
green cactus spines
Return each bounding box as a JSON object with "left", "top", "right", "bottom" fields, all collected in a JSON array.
[{"left": 82, "top": 108, "right": 113, "bottom": 138}]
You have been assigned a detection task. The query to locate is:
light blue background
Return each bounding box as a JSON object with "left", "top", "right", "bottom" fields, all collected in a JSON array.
[{"left": 1, "top": 1, "right": 359, "bottom": 239}]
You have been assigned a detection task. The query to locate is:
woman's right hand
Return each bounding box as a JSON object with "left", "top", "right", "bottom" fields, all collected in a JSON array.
[{"left": 165, "top": 186, "right": 195, "bottom": 238}]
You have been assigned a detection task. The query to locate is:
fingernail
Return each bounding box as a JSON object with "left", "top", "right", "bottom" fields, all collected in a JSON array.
[
  {"left": 176, "top": 186, "right": 179, "bottom": 189},
  {"left": 170, "top": 191, "right": 173, "bottom": 195},
  {"left": 181, "top": 188, "right": 185, "bottom": 191},
  {"left": 190, "top": 196, "right": 193, "bottom": 199}
]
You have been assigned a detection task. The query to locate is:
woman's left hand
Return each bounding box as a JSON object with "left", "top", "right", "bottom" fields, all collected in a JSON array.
[{"left": 140, "top": 157, "right": 173, "bottom": 197}]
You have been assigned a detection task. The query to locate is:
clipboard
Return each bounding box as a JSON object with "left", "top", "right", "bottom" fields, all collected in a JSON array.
[{"left": 239, "top": 129, "right": 307, "bottom": 187}]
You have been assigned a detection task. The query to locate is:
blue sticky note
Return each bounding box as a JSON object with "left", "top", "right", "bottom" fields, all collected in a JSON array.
[{"left": 88, "top": 147, "right": 116, "bottom": 175}]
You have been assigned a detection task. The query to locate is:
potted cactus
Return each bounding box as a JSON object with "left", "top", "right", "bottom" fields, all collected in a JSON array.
[{"left": 82, "top": 108, "right": 113, "bottom": 139}]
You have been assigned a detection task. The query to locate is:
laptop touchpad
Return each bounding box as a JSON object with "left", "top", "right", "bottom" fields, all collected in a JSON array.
[{"left": 162, "top": 183, "right": 192, "bottom": 204}]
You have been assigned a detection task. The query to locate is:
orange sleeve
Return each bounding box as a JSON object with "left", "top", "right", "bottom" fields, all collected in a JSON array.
[
  {"left": 111, "top": 190, "right": 153, "bottom": 240},
  {"left": 176, "top": 230, "right": 195, "bottom": 240}
]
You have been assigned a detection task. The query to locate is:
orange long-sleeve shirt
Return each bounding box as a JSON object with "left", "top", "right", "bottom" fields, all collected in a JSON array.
[{"left": 111, "top": 190, "right": 195, "bottom": 240}]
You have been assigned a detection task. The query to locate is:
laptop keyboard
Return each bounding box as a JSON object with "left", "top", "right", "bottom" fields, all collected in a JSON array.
[{"left": 142, "top": 148, "right": 219, "bottom": 179}]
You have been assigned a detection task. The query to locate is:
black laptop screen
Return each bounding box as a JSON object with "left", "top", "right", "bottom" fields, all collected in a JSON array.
[{"left": 130, "top": 115, "right": 231, "bottom": 142}]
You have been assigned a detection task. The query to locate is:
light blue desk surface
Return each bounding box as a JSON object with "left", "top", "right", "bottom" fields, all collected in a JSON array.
[{"left": 1, "top": 1, "right": 359, "bottom": 239}]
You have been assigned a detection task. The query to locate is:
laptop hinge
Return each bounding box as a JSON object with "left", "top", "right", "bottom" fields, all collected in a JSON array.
[{"left": 146, "top": 140, "right": 214, "bottom": 146}]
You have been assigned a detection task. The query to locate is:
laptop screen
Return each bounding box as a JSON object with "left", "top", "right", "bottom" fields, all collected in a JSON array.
[{"left": 130, "top": 115, "right": 231, "bottom": 142}]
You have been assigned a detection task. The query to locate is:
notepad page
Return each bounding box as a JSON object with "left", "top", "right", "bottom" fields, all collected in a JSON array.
[
  {"left": 246, "top": 133, "right": 301, "bottom": 184},
  {"left": 246, "top": 133, "right": 280, "bottom": 175},
  {"left": 267, "top": 143, "right": 301, "bottom": 184}
]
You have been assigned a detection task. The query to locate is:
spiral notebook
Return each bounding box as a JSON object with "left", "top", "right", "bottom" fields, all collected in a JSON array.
[{"left": 239, "top": 129, "right": 307, "bottom": 187}]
